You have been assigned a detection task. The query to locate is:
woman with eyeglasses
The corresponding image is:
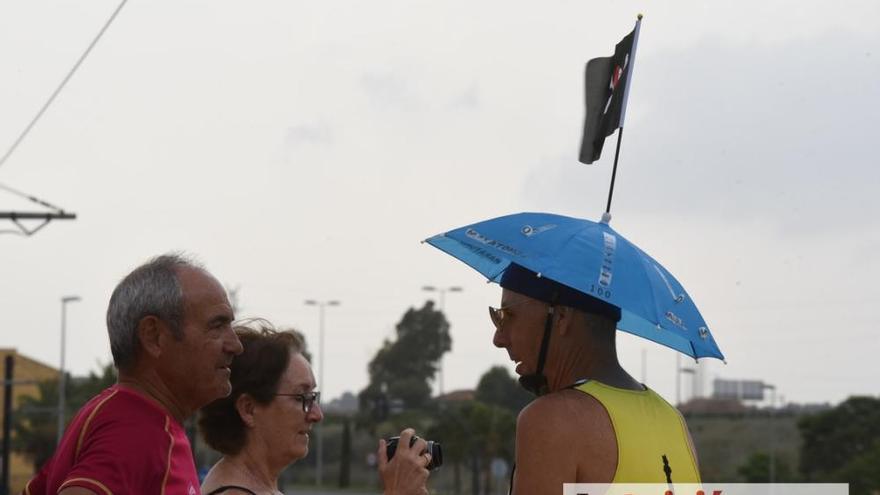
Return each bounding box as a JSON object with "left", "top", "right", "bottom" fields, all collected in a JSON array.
[{"left": 199, "top": 322, "right": 432, "bottom": 495}]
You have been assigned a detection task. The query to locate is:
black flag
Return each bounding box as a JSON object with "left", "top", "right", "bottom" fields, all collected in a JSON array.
[{"left": 579, "top": 23, "right": 639, "bottom": 164}]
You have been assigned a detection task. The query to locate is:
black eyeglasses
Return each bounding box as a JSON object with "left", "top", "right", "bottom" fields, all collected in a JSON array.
[{"left": 275, "top": 391, "right": 321, "bottom": 414}]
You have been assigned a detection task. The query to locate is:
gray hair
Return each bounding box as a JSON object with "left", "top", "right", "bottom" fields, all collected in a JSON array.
[{"left": 106, "top": 253, "right": 205, "bottom": 371}]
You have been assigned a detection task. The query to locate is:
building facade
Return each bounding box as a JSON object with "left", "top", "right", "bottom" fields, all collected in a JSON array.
[{"left": 0, "top": 349, "right": 58, "bottom": 494}]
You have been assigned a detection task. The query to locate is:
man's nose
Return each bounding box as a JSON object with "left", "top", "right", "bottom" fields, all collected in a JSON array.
[
  {"left": 492, "top": 327, "right": 507, "bottom": 348},
  {"left": 226, "top": 328, "right": 244, "bottom": 355}
]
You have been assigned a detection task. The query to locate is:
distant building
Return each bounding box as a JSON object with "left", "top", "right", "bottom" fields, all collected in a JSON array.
[
  {"left": 679, "top": 397, "right": 753, "bottom": 415},
  {"left": 0, "top": 348, "right": 58, "bottom": 494},
  {"left": 779, "top": 402, "right": 833, "bottom": 415},
  {"left": 436, "top": 389, "right": 475, "bottom": 402},
  {"left": 712, "top": 379, "right": 768, "bottom": 401},
  {"left": 323, "top": 391, "right": 359, "bottom": 415},
  {"left": 680, "top": 395, "right": 834, "bottom": 417}
]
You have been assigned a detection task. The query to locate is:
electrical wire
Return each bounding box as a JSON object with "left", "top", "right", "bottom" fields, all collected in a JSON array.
[
  {"left": 0, "top": 182, "right": 64, "bottom": 212},
  {"left": 0, "top": 0, "right": 130, "bottom": 169}
]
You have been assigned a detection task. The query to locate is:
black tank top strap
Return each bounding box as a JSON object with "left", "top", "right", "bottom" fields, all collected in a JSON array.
[
  {"left": 508, "top": 462, "right": 516, "bottom": 494},
  {"left": 205, "top": 485, "right": 258, "bottom": 495}
]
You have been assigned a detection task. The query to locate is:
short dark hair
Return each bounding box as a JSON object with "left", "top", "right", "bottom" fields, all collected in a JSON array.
[{"left": 198, "top": 320, "right": 305, "bottom": 455}]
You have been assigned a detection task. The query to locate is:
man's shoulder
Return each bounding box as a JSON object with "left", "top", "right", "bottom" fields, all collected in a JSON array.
[
  {"left": 68, "top": 390, "right": 180, "bottom": 484},
  {"left": 520, "top": 388, "right": 610, "bottom": 424},
  {"left": 78, "top": 385, "right": 171, "bottom": 437},
  {"left": 513, "top": 389, "right": 619, "bottom": 487},
  {"left": 517, "top": 388, "right": 614, "bottom": 440}
]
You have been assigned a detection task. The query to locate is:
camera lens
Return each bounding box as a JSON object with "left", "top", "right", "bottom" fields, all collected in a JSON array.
[{"left": 385, "top": 436, "right": 443, "bottom": 471}]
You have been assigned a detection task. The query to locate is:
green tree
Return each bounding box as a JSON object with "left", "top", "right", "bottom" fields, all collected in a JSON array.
[
  {"left": 428, "top": 400, "right": 516, "bottom": 495},
  {"left": 13, "top": 363, "right": 117, "bottom": 468},
  {"left": 359, "top": 301, "right": 451, "bottom": 417},
  {"left": 475, "top": 366, "right": 532, "bottom": 413},
  {"left": 798, "top": 396, "right": 880, "bottom": 495},
  {"left": 13, "top": 379, "right": 59, "bottom": 469},
  {"left": 69, "top": 363, "right": 117, "bottom": 409},
  {"left": 338, "top": 417, "right": 352, "bottom": 488},
  {"left": 736, "top": 452, "right": 794, "bottom": 482},
  {"left": 834, "top": 439, "right": 880, "bottom": 495},
  {"left": 428, "top": 403, "right": 472, "bottom": 493}
]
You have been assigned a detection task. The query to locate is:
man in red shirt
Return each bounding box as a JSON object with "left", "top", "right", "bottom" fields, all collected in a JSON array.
[{"left": 24, "top": 254, "right": 243, "bottom": 495}]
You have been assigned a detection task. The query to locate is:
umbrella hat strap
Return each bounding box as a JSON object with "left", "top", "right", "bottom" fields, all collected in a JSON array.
[
  {"left": 535, "top": 306, "right": 555, "bottom": 376},
  {"left": 518, "top": 305, "right": 556, "bottom": 396}
]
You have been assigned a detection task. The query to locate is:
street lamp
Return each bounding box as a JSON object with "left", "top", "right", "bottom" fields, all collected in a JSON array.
[
  {"left": 763, "top": 383, "right": 778, "bottom": 482},
  {"left": 675, "top": 353, "right": 696, "bottom": 406},
  {"left": 680, "top": 368, "right": 696, "bottom": 406},
  {"left": 421, "top": 285, "right": 462, "bottom": 396},
  {"left": 304, "top": 299, "right": 340, "bottom": 487},
  {"left": 58, "top": 295, "right": 81, "bottom": 446}
]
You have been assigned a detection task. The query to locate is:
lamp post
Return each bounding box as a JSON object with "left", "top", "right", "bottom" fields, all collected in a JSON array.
[
  {"left": 304, "top": 299, "right": 339, "bottom": 487},
  {"left": 763, "top": 383, "right": 778, "bottom": 482},
  {"left": 58, "top": 295, "right": 81, "bottom": 446},
  {"left": 421, "top": 285, "right": 462, "bottom": 397},
  {"left": 676, "top": 353, "right": 696, "bottom": 406},
  {"left": 675, "top": 354, "right": 681, "bottom": 405}
]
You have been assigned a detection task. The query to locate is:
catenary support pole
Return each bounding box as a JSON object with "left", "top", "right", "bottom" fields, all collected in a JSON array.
[{"left": 2, "top": 356, "right": 14, "bottom": 495}]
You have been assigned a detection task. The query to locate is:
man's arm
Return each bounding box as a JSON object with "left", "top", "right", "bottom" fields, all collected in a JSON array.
[{"left": 512, "top": 391, "right": 617, "bottom": 495}]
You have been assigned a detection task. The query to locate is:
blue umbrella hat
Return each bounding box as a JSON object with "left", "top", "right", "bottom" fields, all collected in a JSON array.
[{"left": 424, "top": 212, "right": 725, "bottom": 387}]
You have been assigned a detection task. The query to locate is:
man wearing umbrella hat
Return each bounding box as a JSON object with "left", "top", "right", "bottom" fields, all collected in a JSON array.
[
  {"left": 426, "top": 212, "right": 723, "bottom": 493},
  {"left": 492, "top": 263, "right": 700, "bottom": 493}
]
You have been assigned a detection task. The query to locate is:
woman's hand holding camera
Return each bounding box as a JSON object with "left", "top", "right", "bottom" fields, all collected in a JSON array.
[{"left": 378, "top": 428, "right": 432, "bottom": 495}]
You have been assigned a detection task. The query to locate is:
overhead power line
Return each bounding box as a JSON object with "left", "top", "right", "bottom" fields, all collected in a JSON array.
[
  {"left": 0, "top": 182, "right": 76, "bottom": 235},
  {"left": 0, "top": 0, "right": 130, "bottom": 169},
  {"left": 0, "top": 1, "right": 126, "bottom": 235},
  {"left": 0, "top": 182, "right": 64, "bottom": 212}
]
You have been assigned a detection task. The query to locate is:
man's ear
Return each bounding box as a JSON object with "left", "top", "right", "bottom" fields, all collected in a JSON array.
[
  {"left": 137, "top": 315, "right": 166, "bottom": 359},
  {"left": 556, "top": 305, "right": 574, "bottom": 336},
  {"left": 235, "top": 393, "right": 257, "bottom": 428}
]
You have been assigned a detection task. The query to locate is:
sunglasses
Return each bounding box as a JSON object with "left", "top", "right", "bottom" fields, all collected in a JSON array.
[
  {"left": 488, "top": 299, "right": 542, "bottom": 329},
  {"left": 274, "top": 391, "right": 321, "bottom": 414}
]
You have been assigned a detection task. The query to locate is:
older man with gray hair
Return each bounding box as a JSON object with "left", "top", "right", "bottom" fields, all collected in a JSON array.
[{"left": 25, "top": 253, "right": 242, "bottom": 495}]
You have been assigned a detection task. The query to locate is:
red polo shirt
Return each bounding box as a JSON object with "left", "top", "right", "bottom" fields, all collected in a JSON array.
[{"left": 24, "top": 385, "right": 200, "bottom": 495}]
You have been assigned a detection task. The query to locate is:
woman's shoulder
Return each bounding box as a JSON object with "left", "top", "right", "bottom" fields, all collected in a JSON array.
[
  {"left": 201, "top": 461, "right": 259, "bottom": 495},
  {"left": 203, "top": 485, "right": 258, "bottom": 495}
]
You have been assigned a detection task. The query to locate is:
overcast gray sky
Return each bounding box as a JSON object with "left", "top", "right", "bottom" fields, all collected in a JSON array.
[{"left": 1, "top": 0, "right": 877, "bottom": 406}]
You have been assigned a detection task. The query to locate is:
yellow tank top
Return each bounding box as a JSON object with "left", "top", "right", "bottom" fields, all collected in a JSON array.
[{"left": 573, "top": 380, "right": 701, "bottom": 483}]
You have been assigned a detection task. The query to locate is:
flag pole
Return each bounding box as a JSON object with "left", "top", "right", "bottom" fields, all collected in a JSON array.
[
  {"left": 604, "top": 14, "right": 642, "bottom": 216},
  {"left": 605, "top": 128, "right": 625, "bottom": 214}
]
